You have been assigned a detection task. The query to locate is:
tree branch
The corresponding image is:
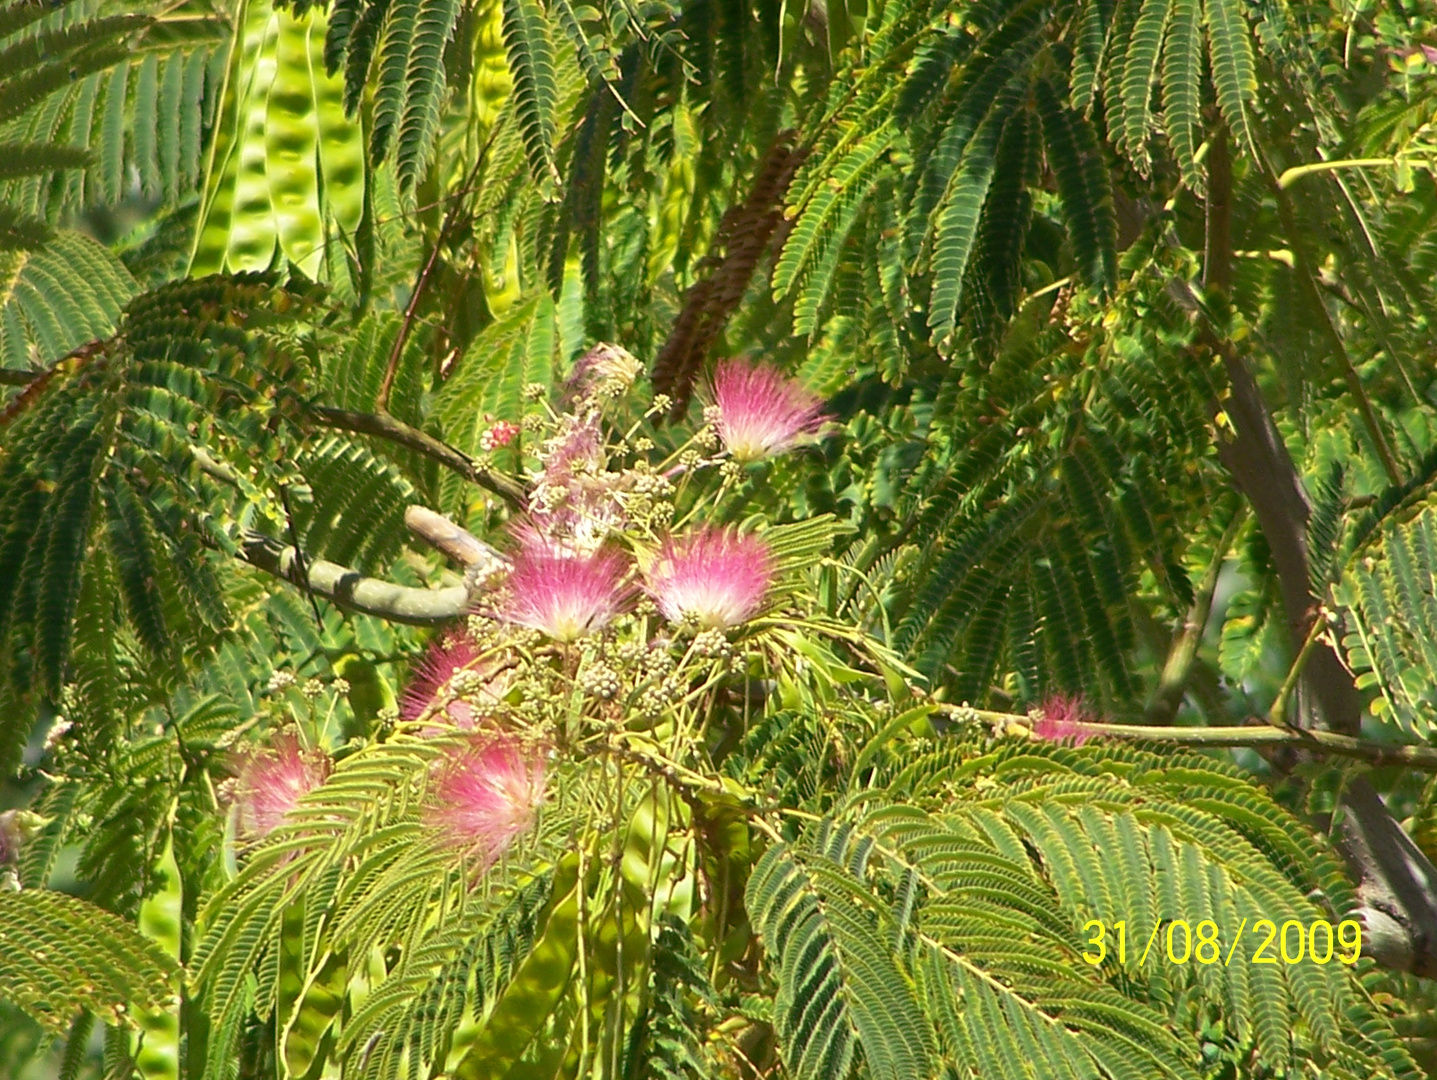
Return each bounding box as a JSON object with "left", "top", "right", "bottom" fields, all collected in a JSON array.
[
  {"left": 970, "top": 707, "right": 1437, "bottom": 771},
  {"left": 1189, "top": 136, "right": 1437, "bottom": 976},
  {"left": 239, "top": 532, "right": 470, "bottom": 625},
  {"left": 310, "top": 405, "right": 527, "bottom": 509}
]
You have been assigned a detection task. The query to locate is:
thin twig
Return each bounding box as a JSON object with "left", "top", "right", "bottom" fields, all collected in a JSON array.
[
  {"left": 1268, "top": 612, "right": 1329, "bottom": 728},
  {"left": 1148, "top": 505, "right": 1248, "bottom": 723},
  {"left": 376, "top": 133, "right": 501, "bottom": 411},
  {"left": 310, "top": 405, "right": 527, "bottom": 508},
  {"left": 376, "top": 235, "right": 447, "bottom": 412},
  {"left": 279, "top": 482, "right": 326, "bottom": 629},
  {"left": 953, "top": 705, "right": 1437, "bottom": 771}
]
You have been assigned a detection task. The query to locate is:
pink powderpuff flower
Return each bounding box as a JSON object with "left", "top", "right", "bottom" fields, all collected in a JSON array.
[
  {"left": 710, "top": 358, "right": 827, "bottom": 462},
  {"left": 1031, "top": 695, "right": 1096, "bottom": 746},
  {"left": 499, "top": 543, "right": 633, "bottom": 641},
  {"left": 426, "top": 736, "right": 546, "bottom": 870},
  {"left": 401, "top": 632, "right": 512, "bottom": 732},
  {"left": 646, "top": 528, "right": 773, "bottom": 629},
  {"left": 233, "top": 734, "right": 331, "bottom": 841}
]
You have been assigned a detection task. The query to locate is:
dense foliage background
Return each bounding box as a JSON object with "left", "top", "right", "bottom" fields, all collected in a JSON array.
[{"left": 6, "top": 0, "right": 1437, "bottom": 1075}]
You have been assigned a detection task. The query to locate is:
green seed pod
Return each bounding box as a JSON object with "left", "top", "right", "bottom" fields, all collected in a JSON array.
[{"left": 266, "top": 10, "right": 324, "bottom": 277}]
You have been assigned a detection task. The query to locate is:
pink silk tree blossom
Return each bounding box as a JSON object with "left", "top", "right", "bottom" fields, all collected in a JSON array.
[
  {"left": 499, "top": 543, "right": 633, "bottom": 641},
  {"left": 526, "top": 414, "right": 626, "bottom": 553},
  {"left": 710, "top": 358, "right": 827, "bottom": 462},
  {"left": 426, "top": 736, "right": 546, "bottom": 870},
  {"left": 645, "top": 528, "right": 773, "bottom": 629},
  {"left": 1031, "top": 695, "right": 1095, "bottom": 746},
  {"left": 401, "top": 632, "right": 511, "bottom": 732},
  {"left": 233, "top": 734, "right": 331, "bottom": 841}
]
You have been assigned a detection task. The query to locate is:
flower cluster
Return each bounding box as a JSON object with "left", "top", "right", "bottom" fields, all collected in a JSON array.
[
  {"left": 526, "top": 413, "right": 628, "bottom": 554},
  {"left": 232, "top": 734, "right": 332, "bottom": 841},
  {"left": 388, "top": 350, "right": 830, "bottom": 883}
]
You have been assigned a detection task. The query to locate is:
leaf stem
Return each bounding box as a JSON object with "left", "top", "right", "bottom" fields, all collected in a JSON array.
[
  {"left": 1276, "top": 158, "right": 1395, "bottom": 190},
  {"left": 310, "top": 405, "right": 527, "bottom": 508},
  {"left": 955, "top": 706, "right": 1437, "bottom": 770},
  {"left": 1267, "top": 610, "right": 1328, "bottom": 729}
]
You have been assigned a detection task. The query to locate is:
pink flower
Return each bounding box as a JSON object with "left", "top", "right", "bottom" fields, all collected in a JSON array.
[
  {"left": 234, "top": 734, "right": 331, "bottom": 840},
  {"left": 426, "top": 737, "right": 546, "bottom": 869},
  {"left": 526, "top": 414, "right": 626, "bottom": 552},
  {"left": 401, "top": 632, "right": 512, "bottom": 731},
  {"left": 499, "top": 543, "right": 632, "bottom": 640},
  {"left": 1031, "top": 695, "right": 1095, "bottom": 746},
  {"left": 563, "top": 342, "right": 642, "bottom": 403},
  {"left": 480, "top": 420, "right": 519, "bottom": 451},
  {"left": 645, "top": 528, "right": 773, "bottom": 629},
  {"left": 710, "top": 358, "right": 826, "bottom": 462}
]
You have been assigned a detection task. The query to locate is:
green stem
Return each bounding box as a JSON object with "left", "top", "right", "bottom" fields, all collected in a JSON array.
[
  {"left": 1148, "top": 506, "right": 1248, "bottom": 723},
  {"left": 1276, "top": 158, "right": 1395, "bottom": 190},
  {"left": 1268, "top": 612, "right": 1328, "bottom": 728},
  {"left": 958, "top": 706, "right": 1437, "bottom": 770}
]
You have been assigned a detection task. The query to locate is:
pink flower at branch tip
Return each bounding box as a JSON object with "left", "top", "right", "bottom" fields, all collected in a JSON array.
[
  {"left": 480, "top": 420, "right": 519, "bottom": 451},
  {"left": 710, "top": 358, "right": 827, "bottom": 462},
  {"left": 1031, "top": 694, "right": 1096, "bottom": 746},
  {"left": 499, "top": 542, "right": 633, "bottom": 641},
  {"left": 234, "top": 734, "right": 331, "bottom": 841},
  {"left": 401, "top": 632, "right": 511, "bottom": 733},
  {"left": 645, "top": 528, "right": 773, "bottom": 629},
  {"left": 426, "top": 736, "right": 547, "bottom": 870}
]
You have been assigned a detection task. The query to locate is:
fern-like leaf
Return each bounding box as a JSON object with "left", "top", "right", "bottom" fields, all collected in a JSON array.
[
  {"left": 396, "top": 0, "right": 461, "bottom": 190},
  {"left": 747, "top": 840, "right": 933, "bottom": 1080},
  {"left": 1036, "top": 77, "right": 1117, "bottom": 294},
  {"left": 501, "top": 0, "right": 559, "bottom": 190},
  {"left": 1120, "top": 0, "right": 1170, "bottom": 172},
  {"left": 0, "top": 889, "right": 179, "bottom": 1033},
  {"left": 1204, "top": 0, "right": 1257, "bottom": 156}
]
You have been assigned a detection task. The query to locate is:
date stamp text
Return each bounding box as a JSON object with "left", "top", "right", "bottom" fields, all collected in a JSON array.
[{"left": 1081, "top": 918, "right": 1362, "bottom": 967}]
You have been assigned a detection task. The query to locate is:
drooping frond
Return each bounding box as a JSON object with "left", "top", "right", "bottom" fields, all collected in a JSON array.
[
  {"left": 299, "top": 0, "right": 465, "bottom": 192},
  {"left": 1337, "top": 498, "right": 1437, "bottom": 740},
  {"left": 500, "top": 0, "right": 560, "bottom": 191},
  {"left": 744, "top": 737, "right": 1417, "bottom": 1080},
  {"left": 0, "top": 0, "right": 227, "bottom": 218},
  {"left": 860, "top": 299, "right": 1224, "bottom": 709},
  {"left": 0, "top": 888, "right": 179, "bottom": 1033},
  {"left": 0, "top": 232, "right": 136, "bottom": 366},
  {"left": 0, "top": 273, "right": 321, "bottom": 771}
]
